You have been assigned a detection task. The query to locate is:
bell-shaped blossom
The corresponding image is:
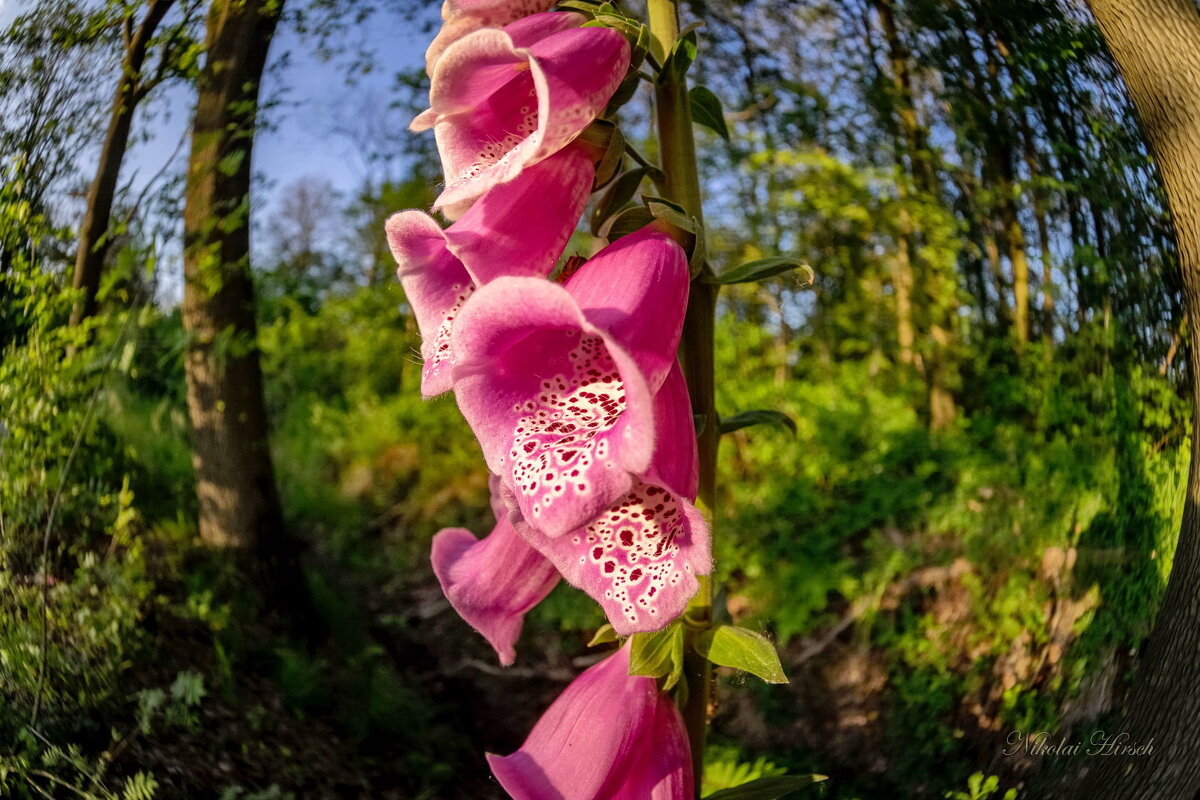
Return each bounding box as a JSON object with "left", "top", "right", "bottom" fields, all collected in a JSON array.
[
  {"left": 488, "top": 643, "right": 693, "bottom": 800},
  {"left": 426, "top": 0, "right": 557, "bottom": 74},
  {"left": 386, "top": 148, "right": 595, "bottom": 396},
  {"left": 508, "top": 363, "right": 711, "bottom": 635},
  {"left": 451, "top": 228, "right": 689, "bottom": 539},
  {"left": 412, "top": 12, "right": 630, "bottom": 218},
  {"left": 431, "top": 477, "right": 559, "bottom": 666}
]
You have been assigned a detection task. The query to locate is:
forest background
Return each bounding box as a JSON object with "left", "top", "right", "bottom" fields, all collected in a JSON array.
[{"left": 0, "top": 0, "right": 1190, "bottom": 798}]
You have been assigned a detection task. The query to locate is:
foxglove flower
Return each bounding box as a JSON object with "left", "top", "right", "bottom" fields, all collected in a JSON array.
[
  {"left": 426, "top": 0, "right": 557, "bottom": 74},
  {"left": 412, "top": 12, "right": 630, "bottom": 218},
  {"left": 488, "top": 643, "right": 693, "bottom": 799},
  {"left": 432, "top": 477, "right": 559, "bottom": 666},
  {"left": 436, "top": 366, "right": 711, "bottom": 647},
  {"left": 451, "top": 229, "right": 689, "bottom": 539},
  {"left": 508, "top": 363, "right": 712, "bottom": 635},
  {"left": 386, "top": 148, "right": 594, "bottom": 396}
]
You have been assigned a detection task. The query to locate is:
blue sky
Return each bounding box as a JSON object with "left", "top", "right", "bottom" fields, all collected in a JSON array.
[
  {"left": 126, "top": 3, "right": 431, "bottom": 204},
  {"left": 1, "top": 0, "right": 435, "bottom": 301}
]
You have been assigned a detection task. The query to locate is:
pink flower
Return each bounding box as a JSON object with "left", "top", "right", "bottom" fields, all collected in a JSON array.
[
  {"left": 386, "top": 148, "right": 594, "bottom": 397},
  {"left": 450, "top": 229, "right": 689, "bottom": 539},
  {"left": 432, "top": 478, "right": 559, "bottom": 666},
  {"left": 488, "top": 643, "right": 693, "bottom": 799},
  {"left": 412, "top": 12, "right": 630, "bottom": 218},
  {"left": 434, "top": 364, "right": 711, "bottom": 649},
  {"left": 508, "top": 363, "right": 712, "bottom": 635},
  {"left": 426, "top": 0, "right": 557, "bottom": 74}
]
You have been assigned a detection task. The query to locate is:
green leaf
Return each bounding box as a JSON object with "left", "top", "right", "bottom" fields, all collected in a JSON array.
[
  {"left": 583, "top": 13, "right": 646, "bottom": 45},
  {"left": 718, "top": 410, "right": 797, "bottom": 436},
  {"left": 555, "top": 0, "right": 607, "bottom": 11},
  {"left": 594, "top": 124, "right": 626, "bottom": 190},
  {"left": 598, "top": 205, "right": 656, "bottom": 240},
  {"left": 217, "top": 149, "right": 245, "bottom": 177},
  {"left": 707, "top": 256, "right": 813, "bottom": 286},
  {"left": 689, "top": 85, "right": 730, "bottom": 141},
  {"left": 592, "top": 168, "right": 648, "bottom": 234},
  {"left": 644, "top": 197, "right": 698, "bottom": 233},
  {"left": 588, "top": 624, "right": 617, "bottom": 647},
  {"left": 605, "top": 66, "right": 645, "bottom": 116},
  {"left": 703, "top": 775, "right": 827, "bottom": 800},
  {"left": 659, "top": 28, "right": 699, "bottom": 80},
  {"left": 629, "top": 623, "right": 685, "bottom": 690},
  {"left": 694, "top": 624, "right": 787, "bottom": 684}
]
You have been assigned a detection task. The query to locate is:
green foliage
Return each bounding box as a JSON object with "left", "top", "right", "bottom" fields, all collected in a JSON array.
[
  {"left": 629, "top": 622, "right": 685, "bottom": 690},
  {"left": 690, "top": 84, "right": 731, "bottom": 141},
  {"left": 719, "top": 409, "right": 798, "bottom": 436},
  {"left": 695, "top": 625, "right": 788, "bottom": 684},
  {"left": 702, "top": 744, "right": 789, "bottom": 796},
  {"left": 704, "top": 775, "right": 827, "bottom": 800},
  {"left": 258, "top": 283, "right": 492, "bottom": 565},
  {"left": 708, "top": 256, "right": 813, "bottom": 287},
  {"left": 713, "top": 307, "right": 1188, "bottom": 793},
  {"left": 944, "top": 773, "right": 1018, "bottom": 800}
]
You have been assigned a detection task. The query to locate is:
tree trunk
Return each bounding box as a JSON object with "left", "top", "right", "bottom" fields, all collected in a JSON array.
[
  {"left": 873, "top": 0, "right": 960, "bottom": 426},
  {"left": 70, "top": 0, "right": 174, "bottom": 327},
  {"left": 182, "top": 0, "right": 291, "bottom": 574},
  {"left": 1071, "top": 2, "right": 1200, "bottom": 797},
  {"left": 1003, "top": 201, "right": 1031, "bottom": 347}
]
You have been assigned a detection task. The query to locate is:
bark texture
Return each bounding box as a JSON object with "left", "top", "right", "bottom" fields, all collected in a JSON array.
[
  {"left": 1071, "top": 2, "right": 1200, "bottom": 798},
  {"left": 70, "top": 0, "right": 174, "bottom": 327},
  {"left": 181, "top": 0, "right": 287, "bottom": 560}
]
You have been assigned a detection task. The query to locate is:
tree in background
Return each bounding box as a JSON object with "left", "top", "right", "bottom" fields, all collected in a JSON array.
[
  {"left": 70, "top": 0, "right": 202, "bottom": 328},
  {"left": 181, "top": 0, "right": 296, "bottom": 591}
]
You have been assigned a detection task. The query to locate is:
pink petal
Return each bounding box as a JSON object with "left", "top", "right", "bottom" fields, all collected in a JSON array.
[
  {"left": 422, "top": 18, "right": 629, "bottom": 216},
  {"left": 386, "top": 149, "right": 591, "bottom": 397},
  {"left": 432, "top": 518, "right": 559, "bottom": 666},
  {"left": 609, "top": 697, "right": 694, "bottom": 799},
  {"left": 447, "top": 147, "right": 594, "bottom": 285},
  {"left": 451, "top": 277, "right": 656, "bottom": 538},
  {"left": 487, "top": 645, "right": 659, "bottom": 800},
  {"left": 426, "top": 1, "right": 562, "bottom": 74},
  {"left": 385, "top": 211, "right": 474, "bottom": 396},
  {"left": 566, "top": 229, "right": 690, "bottom": 394},
  {"left": 507, "top": 364, "right": 712, "bottom": 634},
  {"left": 444, "top": 0, "right": 555, "bottom": 19},
  {"left": 642, "top": 361, "right": 698, "bottom": 500},
  {"left": 508, "top": 474, "right": 710, "bottom": 636}
]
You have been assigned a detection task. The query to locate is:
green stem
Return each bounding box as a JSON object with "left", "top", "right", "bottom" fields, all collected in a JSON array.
[{"left": 647, "top": 0, "right": 717, "bottom": 794}]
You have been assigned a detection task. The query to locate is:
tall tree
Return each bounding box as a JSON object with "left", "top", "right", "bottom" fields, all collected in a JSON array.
[
  {"left": 70, "top": 0, "right": 197, "bottom": 327},
  {"left": 181, "top": 0, "right": 294, "bottom": 585},
  {"left": 1073, "top": 2, "right": 1200, "bottom": 797}
]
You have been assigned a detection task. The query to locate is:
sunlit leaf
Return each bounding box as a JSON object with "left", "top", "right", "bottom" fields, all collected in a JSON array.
[
  {"left": 718, "top": 410, "right": 797, "bottom": 436},
  {"left": 629, "top": 623, "right": 684, "bottom": 690},
  {"left": 588, "top": 624, "right": 617, "bottom": 647},
  {"left": 707, "top": 256, "right": 813, "bottom": 286},
  {"left": 694, "top": 624, "right": 787, "bottom": 684},
  {"left": 703, "top": 775, "right": 827, "bottom": 800}
]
